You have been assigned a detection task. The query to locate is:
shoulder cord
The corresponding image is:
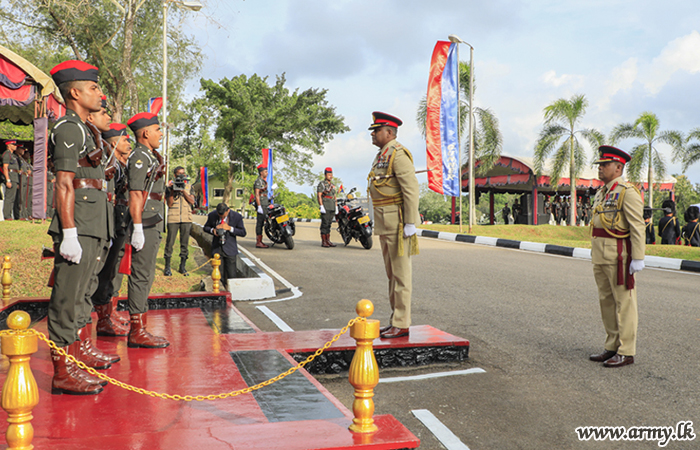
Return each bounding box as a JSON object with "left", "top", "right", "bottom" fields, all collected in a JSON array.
[{"left": 591, "top": 186, "right": 630, "bottom": 238}]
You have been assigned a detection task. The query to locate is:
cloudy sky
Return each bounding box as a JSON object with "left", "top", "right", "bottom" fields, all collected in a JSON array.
[{"left": 185, "top": 0, "right": 700, "bottom": 195}]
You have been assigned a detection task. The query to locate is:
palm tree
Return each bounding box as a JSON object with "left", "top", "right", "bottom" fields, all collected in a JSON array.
[
  {"left": 678, "top": 127, "right": 700, "bottom": 173},
  {"left": 416, "top": 61, "right": 503, "bottom": 178},
  {"left": 533, "top": 94, "right": 604, "bottom": 226},
  {"left": 610, "top": 112, "right": 684, "bottom": 207}
]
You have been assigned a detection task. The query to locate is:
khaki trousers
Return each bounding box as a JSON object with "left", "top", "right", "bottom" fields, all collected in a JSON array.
[
  {"left": 379, "top": 233, "right": 412, "bottom": 328},
  {"left": 593, "top": 263, "right": 638, "bottom": 356}
]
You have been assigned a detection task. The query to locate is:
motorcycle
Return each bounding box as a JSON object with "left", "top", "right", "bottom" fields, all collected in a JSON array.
[
  {"left": 336, "top": 187, "right": 373, "bottom": 249},
  {"left": 264, "top": 194, "right": 295, "bottom": 249}
]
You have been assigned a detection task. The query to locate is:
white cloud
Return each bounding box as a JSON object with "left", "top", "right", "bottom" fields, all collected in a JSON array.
[
  {"left": 597, "top": 57, "right": 638, "bottom": 110},
  {"left": 643, "top": 30, "right": 700, "bottom": 94},
  {"left": 540, "top": 70, "right": 585, "bottom": 89}
]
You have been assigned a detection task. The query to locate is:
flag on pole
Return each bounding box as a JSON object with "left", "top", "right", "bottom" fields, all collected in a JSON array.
[
  {"left": 261, "top": 148, "right": 274, "bottom": 200},
  {"left": 148, "top": 97, "right": 163, "bottom": 115},
  {"left": 199, "top": 166, "right": 209, "bottom": 208},
  {"left": 426, "top": 41, "right": 460, "bottom": 197}
]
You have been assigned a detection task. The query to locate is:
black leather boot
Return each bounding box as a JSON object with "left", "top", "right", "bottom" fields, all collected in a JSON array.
[
  {"left": 164, "top": 257, "right": 172, "bottom": 276},
  {"left": 179, "top": 257, "right": 189, "bottom": 276}
]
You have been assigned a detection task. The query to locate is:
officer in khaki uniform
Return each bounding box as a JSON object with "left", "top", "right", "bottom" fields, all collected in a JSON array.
[
  {"left": 126, "top": 112, "right": 169, "bottom": 349},
  {"left": 589, "top": 146, "right": 645, "bottom": 368},
  {"left": 367, "top": 112, "right": 419, "bottom": 339},
  {"left": 317, "top": 167, "right": 337, "bottom": 247}
]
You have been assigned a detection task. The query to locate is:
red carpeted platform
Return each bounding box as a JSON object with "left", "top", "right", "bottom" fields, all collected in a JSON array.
[{"left": 0, "top": 295, "right": 421, "bottom": 450}]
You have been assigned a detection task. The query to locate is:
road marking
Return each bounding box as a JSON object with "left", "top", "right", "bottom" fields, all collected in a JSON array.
[
  {"left": 378, "top": 368, "right": 485, "bottom": 383},
  {"left": 238, "top": 245, "right": 304, "bottom": 303},
  {"left": 412, "top": 409, "right": 471, "bottom": 450},
  {"left": 255, "top": 305, "right": 294, "bottom": 332}
]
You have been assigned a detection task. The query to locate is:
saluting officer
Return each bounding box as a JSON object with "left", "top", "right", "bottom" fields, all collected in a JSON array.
[
  {"left": 367, "top": 112, "right": 419, "bottom": 339},
  {"left": 125, "top": 112, "right": 169, "bottom": 348},
  {"left": 2, "top": 139, "right": 21, "bottom": 220},
  {"left": 317, "top": 167, "right": 337, "bottom": 247},
  {"left": 254, "top": 164, "right": 270, "bottom": 248},
  {"left": 47, "top": 60, "right": 109, "bottom": 395},
  {"left": 589, "top": 146, "right": 645, "bottom": 368}
]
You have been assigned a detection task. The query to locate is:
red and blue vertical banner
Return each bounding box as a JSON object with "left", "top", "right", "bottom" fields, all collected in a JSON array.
[
  {"left": 426, "top": 40, "right": 460, "bottom": 197},
  {"left": 199, "top": 166, "right": 209, "bottom": 208},
  {"left": 261, "top": 148, "right": 274, "bottom": 199},
  {"left": 148, "top": 97, "right": 163, "bottom": 115}
]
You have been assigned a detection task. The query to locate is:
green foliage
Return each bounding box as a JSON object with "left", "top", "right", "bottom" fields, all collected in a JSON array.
[
  {"left": 288, "top": 204, "right": 320, "bottom": 219},
  {"left": 198, "top": 73, "right": 349, "bottom": 185},
  {"left": 678, "top": 127, "right": 700, "bottom": 172},
  {"left": 419, "top": 183, "right": 452, "bottom": 223},
  {"left": 0, "top": 122, "right": 33, "bottom": 140}
]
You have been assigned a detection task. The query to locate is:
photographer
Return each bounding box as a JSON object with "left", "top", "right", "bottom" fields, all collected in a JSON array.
[
  {"left": 164, "top": 166, "right": 195, "bottom": 276},
  {"left": 204, "top": 203, "right": 247, "bottom": 290}
]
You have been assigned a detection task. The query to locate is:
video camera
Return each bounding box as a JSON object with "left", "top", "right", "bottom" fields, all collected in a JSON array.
[{"left": 172, "top": 173, "right": 188, "bottom": 191}]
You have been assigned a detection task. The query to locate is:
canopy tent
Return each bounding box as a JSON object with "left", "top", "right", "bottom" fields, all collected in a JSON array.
[
  {"left": 1, "top": 45, "right": 64, "bottom": 220},
  {"left": 462, "top": 155, "right": 677, "bottom": 225}
]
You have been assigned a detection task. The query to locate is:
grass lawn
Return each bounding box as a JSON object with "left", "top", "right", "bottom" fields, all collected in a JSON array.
[
  {"left": 419, "top": 223, "right": 700, "bottom": 261},
  {"left": 0, "top": 220, "right": 210, "bottom": 299}
]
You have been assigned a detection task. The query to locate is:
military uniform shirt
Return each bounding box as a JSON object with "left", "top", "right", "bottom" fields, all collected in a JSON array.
[
  {"left": 254, "top": 176, "right": 269, "bottom": 208},
  {"left": 317, "top": 180, "right": 336, "bottom": 210},
  {"left": 47, "top": 109, "right": 108, "bottom": 240},
  {"left": 2, "top": 150, "right": 20, "bottom": 183},
  {"left": 127, "top": 143, "right": 165, "bottom": 233}
]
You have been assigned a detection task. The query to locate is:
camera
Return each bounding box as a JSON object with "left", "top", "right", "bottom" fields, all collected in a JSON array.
[
  {"left": 216, "top": 228, "right": 226, "bottom": 244},
  {"left": 172, "top": 173, "right": 188, "bottom": 191}
]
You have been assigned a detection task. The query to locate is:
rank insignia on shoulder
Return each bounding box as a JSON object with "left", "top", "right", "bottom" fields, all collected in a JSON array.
[{"left": 135, "top": 160, "right": 143, "bottom": 169}]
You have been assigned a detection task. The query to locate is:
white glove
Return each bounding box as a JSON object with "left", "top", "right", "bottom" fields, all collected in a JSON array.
[
  {"left": 403, "top": 223, "right": 417, "bottom": 238},
  {"left": 629, "top": 259, "right": 645, "bottom": 275},
  {"left": 320, "top": 205, "right": 326, "bottom": 214},
  {"left": 257, "top": 205, "right": 263, "bottom": 214},
  {"left": 335, "top": 205, "right": 338, "bottom": 214},
  {"left": 132, "top": 223, "right": 145, "bottom": 252},
  {"left": 59, "top": 227, "right": 82, "bottom": 264}
]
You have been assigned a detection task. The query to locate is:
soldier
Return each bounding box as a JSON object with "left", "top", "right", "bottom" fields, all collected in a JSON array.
[
  {"left": 2, "top": 139, "right": 21, "bottom": 220},
  {"left": 681, "top": 206, "right": 700, "bottom": 247},
  {"left": 512, "top": 199, "right": 522, "bottom": 224},
  {"left": 367, "top": 112, "right": 419, "bottom": 339},
  {"left": 17, "top": 145, "right": 32, "bottom": 220},
  {"left": 125, "top": 112, "right": 169, "bottom": 348},
  {"left": 317, "top": 167, "right": 337, "bottom": 247},
  {"left": 658, "top": 200, "right": 680, "bottom": 245},
  {"left": 47, "top": 60, "right": 109, "bottom": 395},
  {"left": 589, "top": 146, "right": 645, "bottom": 368},
  {"left": 501, "top": 202, "right": 510, "bottom": 224},
  {"left": 643, "top": 206, "right": 655, "bottom": 245},
  {"left": 553, "top": 196, "right": 562, "bottom": 225},
  {"left": 254, "top": 164, "right": 270, "bottom": 248}
]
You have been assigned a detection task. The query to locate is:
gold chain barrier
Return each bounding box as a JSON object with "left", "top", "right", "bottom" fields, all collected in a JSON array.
[{"left": 1, "top": 300, "right": 380, "bottom": 447}]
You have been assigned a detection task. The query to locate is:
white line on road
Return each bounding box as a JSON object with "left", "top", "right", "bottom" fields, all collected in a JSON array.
[
  {"left": 237, "top": 245, "right": 304, "bottom": 304},
  {"left": 255, "top": 305, "right": 294, "bottom": 332},
  {"left": 412, "top": 409, "right": 471, "bottom": 450},
  {"left": 378, "top": 368, "right": 485, "bottom": 383}
]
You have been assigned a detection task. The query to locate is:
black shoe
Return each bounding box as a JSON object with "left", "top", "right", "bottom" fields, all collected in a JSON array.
[
  {"left": 589, "top": 350, "right": 616, "bottom": 362},
  {"left": 179, "top": 258, "right": 189, "bottom": 276},
  {"left": 163, "top": 257, "right": 172, "bottom": 277}
]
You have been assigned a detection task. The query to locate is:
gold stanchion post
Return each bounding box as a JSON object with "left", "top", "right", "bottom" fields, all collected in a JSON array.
[
  {"left": 1, "top": 311, "right": 39, "bottom": 450},
  {"left": 211, "top": 253, "right": 221, "bottom": 293},
  {"left": 2, "top": 256, "right": 12, "bottom": 303},
  {"left": 348, "top": 299, "right": 379, "bottom": 433}
]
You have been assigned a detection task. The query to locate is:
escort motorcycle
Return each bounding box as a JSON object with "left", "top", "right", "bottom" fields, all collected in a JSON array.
[
  {"left": 263, "top": 194, "right": 296, "bottom": 250},
  {"left": 336, "top": 187, "right": 373, "bottom": 249}
]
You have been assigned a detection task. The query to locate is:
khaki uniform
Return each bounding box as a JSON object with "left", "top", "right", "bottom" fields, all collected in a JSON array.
[
  {"left": 317, "top": 180, "right": 336, "bottom": 234},
  {"left": 47, "top": 109, "right": 108, "bottom": 347},
  {"left": 590, "top": 176, "right": 645, "bottom": 356},
  {"left": 165, "top": 182, "right": 193, "bottom": 260},
  {"left": 368, "top": 139, "right": 419, "bottom": 328}
]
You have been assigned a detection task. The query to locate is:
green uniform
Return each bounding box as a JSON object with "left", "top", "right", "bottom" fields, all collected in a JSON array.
[
  {"left": 317, "top": 179, "right": 336, "bottom": 234},
  {"left": 2, "top": 149, "right": 21, "bottom": 220},
  {"left": 368, "top": 139, "right": 419, "bottom": 329},
  {"left": 47, "top": 109, "right": 108, "bottom": 348},
  {"left": 126, "top": 143, "right": 165, "bottom": 314},
  {"left": 591, "top": 177, "right": 645, "bottom": 357},
  {"left": 254, "top": 175, "right": 269, "bottom": 236},
  {"left": 18, "top": 155, "right": 32, "bottom": 219}
]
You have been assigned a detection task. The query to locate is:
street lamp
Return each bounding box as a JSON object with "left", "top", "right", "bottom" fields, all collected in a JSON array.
[
  {"left": 163, "top": 0, "right": 203, "bottom": 185},
  {"left": 448, "top": 34, "right": 474, "bottom": 233}
]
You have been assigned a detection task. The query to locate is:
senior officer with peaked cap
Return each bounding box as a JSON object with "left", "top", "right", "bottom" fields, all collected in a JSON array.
[
  {"left": 589, "top": 145, "right": 645, "bottom": 368},
  {"left": 367, "top": 112, "right": 420, "bottom": 339}
]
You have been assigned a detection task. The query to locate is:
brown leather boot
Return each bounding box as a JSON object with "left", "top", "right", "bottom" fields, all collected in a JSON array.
[
  {"left": 256, "top": 235, "right": 269, "bottom": 248},
  {"left": 326, "top": 234, "right": 336, "bottom": 247},
  {"left": 72, "top": 327, "right": 112, "bottom": 370},
  {"left": 66, "top": 341, "right": 108, "bottom": 386},
  {"left": 82, "top": 324, "right": 120, "bottom": 364},
  {"left": 112, "top": 297, "right": 130, "bottom": 327},
  {"left": 51, "top": 346, "right": 104, "bottom": 395},
  {"left": 95, "top": 302, "right": 129, "bottom": 337},
  {"left": 128, "top": 313, "right": 170, "bottom": 348},
  {"left": 322, "top": 234, "right": 330, "bottom": 247}
]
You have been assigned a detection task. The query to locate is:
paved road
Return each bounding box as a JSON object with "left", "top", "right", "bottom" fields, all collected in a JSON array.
[{"left": 234, "top": 220, "right": 700, "bottom": 450}]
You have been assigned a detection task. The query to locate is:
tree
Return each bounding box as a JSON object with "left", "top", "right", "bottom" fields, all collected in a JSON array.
[
  {"left": 0, "top": 0, "right": 202, "bottom": 121},
  {"left": 416, "top": 61, "right": 503, "bottom": 177},
  {"left": 197, "top": 73, "right": 349, "bottom": 204},
  {"left": 533, "top": 94, "right": 604, "bottom": 226},
  {"left": 678, "top": 127, "right": 700, "bottom": 173},
  {"left": 418, "top": 183, "right": 452, "bottom": 224},
  {"left": 610, "top": 111, "right": 683, "bottom": 207}
]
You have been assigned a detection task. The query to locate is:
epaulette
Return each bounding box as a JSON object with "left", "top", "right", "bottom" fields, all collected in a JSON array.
[
  {"left": 621, "top": 181, "right": 641, "bottom": 196},
  {"left": 393, "top": 143, "right": 414, "bottom": 163}
]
